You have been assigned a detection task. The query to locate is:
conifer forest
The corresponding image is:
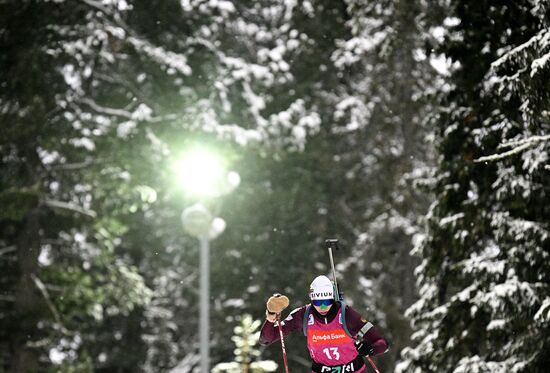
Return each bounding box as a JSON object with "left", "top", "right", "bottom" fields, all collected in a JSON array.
[{"left": 1, "top": 0, "right": 549, "bottom": 372}]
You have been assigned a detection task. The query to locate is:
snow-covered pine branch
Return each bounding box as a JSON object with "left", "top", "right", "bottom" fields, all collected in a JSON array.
[
  {"left": 0, "top": 246, "right": 16, "bottom": 257},
  {"left": 499, "top": 134, "right": 550, "bottom": 149},
  {"left": 474, "top": 134, "right": 549, "bottom": 163},
  {"left": 43, "top": 199, "right": 97, "bottom": 218},
  {"left": 31, "top": 274, "right": 68, "bottom": 333}
]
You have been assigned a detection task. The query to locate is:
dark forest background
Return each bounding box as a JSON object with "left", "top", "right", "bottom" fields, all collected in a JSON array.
[{"left": 1, "top": 0, "right": 548, "bottom": 372}]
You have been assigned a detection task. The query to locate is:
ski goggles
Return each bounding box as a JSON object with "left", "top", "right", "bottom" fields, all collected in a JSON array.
[{"left": 311, "top": 299, "right": 334, "bottom": 308}]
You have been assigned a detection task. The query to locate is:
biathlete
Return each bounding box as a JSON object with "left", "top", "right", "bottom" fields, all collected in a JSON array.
[{"left": 259, "top": 275, "right": 388, "bottom": 373}]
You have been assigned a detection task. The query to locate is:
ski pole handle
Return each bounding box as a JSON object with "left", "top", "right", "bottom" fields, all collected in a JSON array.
[{"left": 276, "top": 314, "right": 290, "bottom": 373}]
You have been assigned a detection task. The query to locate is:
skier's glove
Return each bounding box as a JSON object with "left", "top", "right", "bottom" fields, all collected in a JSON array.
[
  {"left": 265, "top": 293, "right": 289, "bottom": 322},
  {"left": 354, "top": 339, "right": 375, "bottom": 356}
]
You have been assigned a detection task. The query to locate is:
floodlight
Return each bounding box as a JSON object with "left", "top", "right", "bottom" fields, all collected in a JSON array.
[{"left": 175, "top": 149, "right": 226, "bottom": 197}]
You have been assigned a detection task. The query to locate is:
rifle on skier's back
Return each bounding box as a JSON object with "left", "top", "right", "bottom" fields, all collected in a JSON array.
[{"left": 324, "top": 239, "right": 381, "bottom": 373}]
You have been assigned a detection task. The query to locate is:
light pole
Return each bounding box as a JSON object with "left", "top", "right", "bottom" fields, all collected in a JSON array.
[
  {"left": 177, "top": 149, "right": 239, "bottom": 373},
  {"left": 198, "top": 234, "right": 209, "bottom": 373},
  {"left": 181, "top": 203, "right": 226, "bottom": 373}
]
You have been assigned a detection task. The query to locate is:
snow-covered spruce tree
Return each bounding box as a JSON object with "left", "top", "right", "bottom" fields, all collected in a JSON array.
[
  {"left": 0, "top": 0, "right": 320, "bottom": 371},
  {"left": 135, "top": 2, "right": 328, "bottom": 371},
  {"left": 211, "top": 314, "right": 276, "bottom": 373},
  {"left": 0, "top": 1, "right": 158, "bottom": 371},
  {"left": 398, "top": 1, "right": 549, "bottom": 372},
  {"left": 326, "top": 0, "right": 436, "bottom": 369},
  {"left": 222, "top": 1, "right": 435, "bottom": 371}
]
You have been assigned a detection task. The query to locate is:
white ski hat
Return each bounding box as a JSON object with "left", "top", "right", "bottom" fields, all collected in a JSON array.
[{"left": 309, "top": 275, "right": 334, "bottom": 300}]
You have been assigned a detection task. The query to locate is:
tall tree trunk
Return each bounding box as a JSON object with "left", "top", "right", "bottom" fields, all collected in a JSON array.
[
  {"left": 395, "top": 0, "right": 421, "bottom": 310},
  {"left": 10, "top": 207, "right": 41, "bottom": 373}
]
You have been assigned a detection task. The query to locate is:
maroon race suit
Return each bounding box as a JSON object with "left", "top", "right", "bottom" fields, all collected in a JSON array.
[{"left": 260, "top": 301, "right": 388, "bottom": 372}]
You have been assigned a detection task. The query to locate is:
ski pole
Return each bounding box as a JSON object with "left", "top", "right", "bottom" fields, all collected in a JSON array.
[
  {"left": 276, "top": 314, "right": 290, "bottom": 373},
  {"left": 367, "top": 356, "right": 381, "bottom": 373},
  {"left": 324, "top": 239, "right": 382, "bottom": 373}
]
